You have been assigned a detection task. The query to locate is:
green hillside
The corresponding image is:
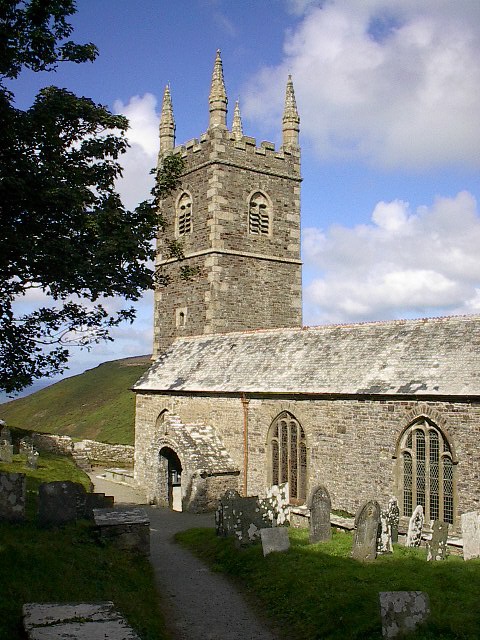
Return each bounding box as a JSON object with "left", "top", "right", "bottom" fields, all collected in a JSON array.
[{"left": 0, "top": 355, "right": 152, "bottom": 445}]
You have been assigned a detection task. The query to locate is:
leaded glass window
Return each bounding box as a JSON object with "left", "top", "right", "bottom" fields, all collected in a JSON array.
[
  {"left": 269, "top": 412, "right": 306, "bottom": 504},
  {"left": 399, "top": 420, "right": 455, "bottom": 524}
]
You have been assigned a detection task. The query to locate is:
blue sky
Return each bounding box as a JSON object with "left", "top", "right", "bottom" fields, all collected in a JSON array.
[{"left": 5, "top": 0, "right": 480, "bottom": 397}]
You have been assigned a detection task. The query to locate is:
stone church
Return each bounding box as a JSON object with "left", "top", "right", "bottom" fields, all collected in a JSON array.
[{"left": 133, "top": 52, "right": 480, "bottom": 531}]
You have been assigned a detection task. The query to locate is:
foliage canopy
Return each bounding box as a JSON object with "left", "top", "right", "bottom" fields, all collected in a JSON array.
[{"left": 0, "top": 0, "right": 183, "bottom": 393}]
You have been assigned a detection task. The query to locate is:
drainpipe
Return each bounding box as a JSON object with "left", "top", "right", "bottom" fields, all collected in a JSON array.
[{"left": 241, "top": 393, "right": 249, "bottom": 496}]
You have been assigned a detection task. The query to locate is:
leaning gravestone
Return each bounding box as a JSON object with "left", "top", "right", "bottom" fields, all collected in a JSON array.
[
  {"left": 387, "top": 497, "right": 400, "bottom": 544},
  {"left": 27, "top": 448, "right": 39, "bottom": 469},
  {"left": 38, "top": 481, "right": 87, "bottom": 526},
  {"left": 308, "top": 484, "right": 332, "bottom": 543},
  {"left": 0, "top": 441, "right": 14, "bottom": 463},
  {"left": 426, "top": 520, "right": 449, "bottom": 561},
  {"left": 352, "top": 500, "right": 381, "bottom": 561},
  {"left": 0, "top": 471, "right": 26, "bottom": 521},
  {"left": 406, "top": 505, "right": 424, "bottom": 547},
  {"left": 461, "top": 511, "right": 480, "bottom": 560},
  {"left": 377, "top": 509, "right": 393, "bottom": 555},
  {"left": 379, "top": 591, "right": 430, "bottom": 638},
  {"left": 0, "top": 426, "right": 12, "bottom": 443},
  {"left": 260, "top": 527, "right": 290, "bottom": 556}
]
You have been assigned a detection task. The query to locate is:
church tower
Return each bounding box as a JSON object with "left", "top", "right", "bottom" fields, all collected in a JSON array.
[{"left": 153, "top": 51, "right": 302, "bottom": 356}]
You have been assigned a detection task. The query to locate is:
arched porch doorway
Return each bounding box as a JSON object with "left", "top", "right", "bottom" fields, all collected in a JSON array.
[{"left": 159, "top": 447, "right": 183, "bottom": 511}]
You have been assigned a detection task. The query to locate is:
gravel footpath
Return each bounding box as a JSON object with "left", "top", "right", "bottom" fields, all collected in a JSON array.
[{"left": 89, "top": 472, "right": 279, "bottom": 640}]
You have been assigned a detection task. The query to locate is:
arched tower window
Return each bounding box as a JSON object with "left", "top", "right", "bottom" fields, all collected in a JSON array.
[
  {"left": 249, "top": 192, "right": 271, "bottom": 236},
  {"left": 268, "top": 412, "right": 306, "bottom": 504},
  {"left": 398, "top": 419, "right": 455, "bottom": 524},
  {"left": 176, "top": 192, "right": 192, "bottom": 236}
]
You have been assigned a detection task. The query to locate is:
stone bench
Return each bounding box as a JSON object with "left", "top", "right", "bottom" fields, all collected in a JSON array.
[
  {"left": 23, "top": 601, "right": 140, "bottom": 639},
  {"left": 93, "top": 507, "right": 150, "bottom": 556}
]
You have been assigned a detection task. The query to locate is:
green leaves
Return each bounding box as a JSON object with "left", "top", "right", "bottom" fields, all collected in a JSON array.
[{"left": 0, "top": 2, "right": 185, "bottom": 392}]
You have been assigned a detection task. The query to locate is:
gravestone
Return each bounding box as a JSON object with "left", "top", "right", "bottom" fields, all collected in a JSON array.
[
  {"left": 461, "top": 511, "right": 480, "bottom": 560},
  {"left": 93, "top": 508, "right": 150, "bottom": 556},
  {"left": 406, "top": 505, "right": 424, "bottom": 547},
  {"left": 260, "top": 527, "right": 290, "bottom": 556},
  {"left": 352, "top": 500, "right": 381, "bottom": 561},
  {"left": 27, "top": 448, "right": 39, "bottom": 469},
  {"left": 308, "top": 484, "right": 331, "bottom": 543},
  {"left": 19, "top": 437, "right": 33, "bottom": 455},
  {"left": 259, "top": 482, "right": 290, "bottom": 525},
  {"left": 426, "top": 520, "right": 449, "bottom": 561},
  {"left": 1, "top": 426, "right": 12, "bottom": 443},
  {"left": 38, "top": 481, "right": 87, "bottom": 526},
  {"left": 379, "top": 591, "right": 430, "bottom": 638},
  {"left": 377, "top": 509, "right": 393, "bottom": 555},
  {"left": 215, "top": 489, "right": 272, "bottom": 546},
  {"left": 0, "top": 441, "right": 13, "bottom": 463},
  {"left": 0, "top": 471, "right": 26, "bottom": 521},
  {"left": 23, "top": 601, "right": 141, "bottom": 640},
  {"left": 387, "top": 497, "right": 400, "bottom": 544}
]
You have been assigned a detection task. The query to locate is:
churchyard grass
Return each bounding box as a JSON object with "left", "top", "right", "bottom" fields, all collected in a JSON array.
[
  {"left": 176, "top": 527, "right": 480, "bottom": 639},
  {"left": 0, "top": 455, "right": 167, "bottom": 640}
]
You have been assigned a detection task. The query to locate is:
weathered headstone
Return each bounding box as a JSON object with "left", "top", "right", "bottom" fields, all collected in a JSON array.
[
  {"left": 27, "top": 448, "right": 39, "bottom": 469},
  {"left": 0, "top": 441, "right": 14, "bottom": 463},
  {"left": 379, "top": 591, "right": 430, "bottom": 638},
  {"left": 387, "top": 497, "right": 400, "bottom": 544},
  {"left": 308, "top": 484, "right": 331, "bottom": 543},
  {"left": 0, "top": 425, "right": 12, "bottom": 443},
  {"left": 23, "top": 601, "right": 141, "bottom": 640},
  {"left": 406, "top": 505, "right": 424, "bottom": 547},
  {"left": 377, "top": 509, "right": 393, "bottom": 555},
  {"left": 215, "top": 489, "right": 272, "bottom": 546},
  {"left": 0, "top": 471, "right": 26, "bottom": 521},
  {"left": 352, "top": 500, "right": 381, "bottom": 561},
  {"left": 426, "top": 520, "right": 449, "bottom": 561},
  {"left": 461, "top": 510, "right": 480, "bottom": 560},
  {"left": 93, "top": 508, "right": 150, "bottom": 556},
  {"left": 19, "top": 437, "right": 33, "bottom": 455},
  {"left": 260, "top": 527, "right": 290, "bottom": 556},
  {"left": 259, "top": 482, "right": 290, "bottom": 525},
  {"left": 38, "top": 480, "right": 87, "bottom": 526}
]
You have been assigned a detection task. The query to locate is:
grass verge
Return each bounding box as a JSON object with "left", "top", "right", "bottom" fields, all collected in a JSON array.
[
  {"left": 176, "top": 527, "right": 480, "bottom": 639},
  {"left": 0, "top": 456, "right": 168, "bottom": 640}
]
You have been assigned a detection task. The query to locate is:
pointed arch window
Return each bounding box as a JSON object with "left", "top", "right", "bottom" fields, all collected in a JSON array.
[
  {"left": 398, "top": 419, "right": 455, "bottom": 524},
  {"left": 176, "top": 192, "right": 192, "bottom": 236},
  {"left": 268, "top": 412, "right": 306, "bottom": 504},
  {"left": 249, "top": 192, "right": 271, "bottom": 236}
]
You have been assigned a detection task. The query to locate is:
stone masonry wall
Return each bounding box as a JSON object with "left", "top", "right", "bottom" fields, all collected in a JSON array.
[
  {"left": 31, "top": 434, "right": 134, "bottom": 467},
  {"left": 135, "top": 392, "right": 480, "bottom": 528},
  {"left": 153, "top": 126, "right": 302, "bottom": 356}
]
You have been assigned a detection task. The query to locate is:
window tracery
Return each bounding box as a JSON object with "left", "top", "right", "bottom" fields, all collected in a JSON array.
[
  {"left": 176, "top": 192, "right": 192, "bottom": 236},
  {"left": 399, "top": 419, "right": 455, "bottom": 524},
  {"left": 269, "top": 412, "right": 306, "bottom": 504},
  {"left": 249, "top": 192, "right": 271, "bottom": 235}
]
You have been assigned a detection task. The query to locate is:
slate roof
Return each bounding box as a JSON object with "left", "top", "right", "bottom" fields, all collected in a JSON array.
[{"left": 134, "top": 315, "right": 480, "bottom": 396}]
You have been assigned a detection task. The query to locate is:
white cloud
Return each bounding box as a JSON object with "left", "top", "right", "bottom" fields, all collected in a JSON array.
[
  {"left": 113, "top": 93, "right": 159, "bottom": 210},
  {"left": 245, "top": 1, "right": 480, "bottom": 168},
  {"left": 303, "top": 191, "right": 480, "bottom": 323}
]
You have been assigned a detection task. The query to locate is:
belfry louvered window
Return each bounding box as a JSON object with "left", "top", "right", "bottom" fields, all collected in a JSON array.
[
  {"left": 269, "top": 412, "right": 306, "bottom": 504},
  {"left": 249, "top": 192, "right": 271, "bottom": 235},
  {"left": 177, "top": 192, "right": 192, "bottom": 236},
  {"left": 399, "top": 420, "right": 455, "bottom": 524}
]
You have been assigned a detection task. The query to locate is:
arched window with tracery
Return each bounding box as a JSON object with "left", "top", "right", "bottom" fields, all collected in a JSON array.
[
  {"left": 176, "top": 192, "right": 192, "bottom": 236},
  {"left": 398, "top": 419, "right": 455, "bottom": 524},
  {"left": 249, "top": 191, "right": 271, "bottom": 236},
  {"left": 268, "top": 412, "right": 306, "bottom": 504}
]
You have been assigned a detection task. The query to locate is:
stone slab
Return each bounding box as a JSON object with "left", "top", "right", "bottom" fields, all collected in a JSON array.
[
  {"left": 0, "top": 471, "right": 26, "bottom": 521},
  {"left": 461, "top": 510, "right": 480, "bottom": 560},
  {"left": 379, "top": 591, "right": 430, "bottom": 639},
  {"left": 260, "top": 527, "right": 290, "bottom": 556},
  {"left": 93, "top": 507, "right": 149, "bottom": 527},
  {"left": 93, "top": 508, "right": 150, "bottom": 556},
  {"left": 23, "top": 602, "right": 140, "bottom": 639},
  {"left": 38, "top": 481, "right": 87, "bottom": 526}
]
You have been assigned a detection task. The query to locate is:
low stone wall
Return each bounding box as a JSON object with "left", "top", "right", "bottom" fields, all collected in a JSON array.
[
  {"left": 31, "top": 434, "right": 134, "bottom": 468},
  {"left": 32, "top": 433, "right": 73, "bottom": 456}
]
